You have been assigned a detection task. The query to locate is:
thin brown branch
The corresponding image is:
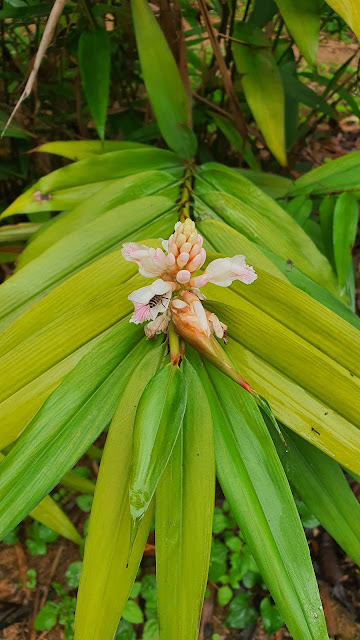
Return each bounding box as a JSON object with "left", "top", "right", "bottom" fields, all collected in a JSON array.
[
  {"left": 198, "top": 0, "right": 247, "bottom": 140},
  {"left": 1, "top": 0, "right": 69, "bottom": 138}
]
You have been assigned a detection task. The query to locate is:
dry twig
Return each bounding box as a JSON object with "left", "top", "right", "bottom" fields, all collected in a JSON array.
[{"left": 1, "top": 0, "right": 68, "bottom": 138}]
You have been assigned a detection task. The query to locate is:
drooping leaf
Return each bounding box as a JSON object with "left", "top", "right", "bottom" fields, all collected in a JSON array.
[
  {"left": 78, "top": 27, "right": 111, "bottom": 140},
  {"left": 74, "top": 343, "right": 164, "bottom": 640},
  {"left": 266, "top": 420, "right": 360, "bottom": 565},
  {"left": 333, "top": 192, "right": 359, "bottom": 290},
  {"left": 232, "top": 23, "right": 286, "bottom": 166},
  {"left": 0, "top": 321, "right": 144, "bottom": 539},
  {"left": 131, "top": 0, "right": 197, "bottom": 159},
  {"left": 319, "top": 195, "right": 336, "bottom": 268},
  {"left": 194, "top": 356, "right": 328, "bottom": 640},
  {"left": 33, "top": 140, "right": 148, "bottom": 161},
  {"left": 274, "top": 0, "right": 320, "bottom": 66},
  {"left": 156, "top": 360, "right": 214, "bottom": 640},
  {"left": 129, "top": 363, "right": 187, "bottom": 539}
]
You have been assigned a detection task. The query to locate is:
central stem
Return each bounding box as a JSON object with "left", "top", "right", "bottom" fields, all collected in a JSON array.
[{"left": 178, "top": 166, "right": 194, "bottom": 222}]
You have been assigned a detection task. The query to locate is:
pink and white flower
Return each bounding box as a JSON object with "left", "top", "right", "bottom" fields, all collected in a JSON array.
[
  {"left": 128, "top": 279, "right": 173, "bottom": 325},
  {"left": 122, "top": 219, "right": 257, "bottom": 339},
  {"left": 191, "top": 255, "right": 257, "bottom": 288}
]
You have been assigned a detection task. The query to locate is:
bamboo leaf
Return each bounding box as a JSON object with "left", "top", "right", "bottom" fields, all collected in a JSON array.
[
  {"left": 274, "top": 0, "right": 320, "bottom": 66},
  {"left": 0, "top": 321, "right": 144, "bottom": 539},
  {"left": 333, "top": 192, "right": 359, "bottom": 290},
  {"left": 129, "top": 363, "right": 187, "bottom": 539},
  {"left": 75, "top": 343, "right": 164, "bottom": 640},
  {"left": 156, "top": 359, "right": 214, "bottom": 640},
  {"left": 319, "top": 195, "right": 336, "bottom": 268},
  {"left": 232, "top": 23, "right": 286, "bottom": 166},
  {"left": 194, "top": 356, "right": 328, "bottom": 640},
  {"left": 131, "top": 0, "right": 197, "bottom": 159},
  {"left": 78, "top": 27, "right": 111, "bottom": 141},
  {"left": 266, "top": 421, "right": 360, "bottom": 565}
]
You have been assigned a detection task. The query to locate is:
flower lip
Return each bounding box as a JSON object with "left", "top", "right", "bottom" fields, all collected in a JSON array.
[{"left": 128, "top": 280, "right": 173, "bottom": 325}]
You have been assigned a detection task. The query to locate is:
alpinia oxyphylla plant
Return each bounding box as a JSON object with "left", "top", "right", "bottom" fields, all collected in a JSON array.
[{"left": 0, "top": 1, "right": 360, "bottom": 640}]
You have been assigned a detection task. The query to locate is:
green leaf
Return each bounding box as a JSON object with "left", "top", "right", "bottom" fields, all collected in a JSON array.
[
  {"left": 1, "top": 147, "right": 181, "bottom": 218},
  {"left": 76, "top": 495, "right": 93, "bottom": 512},
  {"left": 130, "top": 363, "right": 187, "bottom": 538},
  {"left": 34, "top": 602, "right": 59, "bottom": 631},
  {"left": 131, "top": 0, "right": 196, "bottom": 159},
  {"left": 225, "top": 593, "right": 257, "bottom": 629},
  {"left": 74, "top": 344, "right": 164, "bottom": 640},
  {"left": 218, "top": 585, "right": 233, "bottom": 606},
  {"left": 197, "top": 360, "right": 328, "bottom": 640},
  {"left": 333, "top": 192, "right": 359, "bottom": 290},
  {"left": 65, "top": 562, "right": 83, "bottom": 589},
  {"left": 0, "top": 195, "right": 174, "bottom": 325},
  {"left": 26, "top": 538, "right": 47, "bottom": 555},
  {"left": 266, "top": 421, "right": 360, "bottom": 565},
  {"left": 224, "top": 335, "right": 360, "bottom": 475},
  {"left": 78, "top": 27, "right": 111, "bottom": 140},
  {"left": 232, "top": 24, "right": 286, "bottom": 166},
  {"left": 284, "top": 196, "right": 312, "bottom": 227},
  {"left": 17, "top": 170, "right": 178, "bottom": 268},
  {"left": 274, "top": 0, "right": 320, "bottom": 66},
  {"left": 156, "top": 360, "right": 214, "bottom": 640},
  {"left": 122, "top": 601, "right": 144, "bottom": 625},
  {"left": 319, "top": 195, "right": 336, "bottom": 268},
  {"left": 116, "top": 620, "right": 136, "bottom": 640},
  {"left": 209, "top": 539, "right": 228, "bottom": 583},
  {"left": 195, "top": 165, "right": 338, "bottom": 295},
  {"left": 287, "top": 150, "right": 360, "bottom": 196},
  {"left": 0, "top": 321, "right": 144, "bottom": 539},
  {"left": 34, "top": 140, "right": 148, "bottom": 161},
  {"left": 260, "top": 598, "right": 283, "bottom": 636},
  {"left": 323, "top": 0, "right": 360, "bottom": 43}
]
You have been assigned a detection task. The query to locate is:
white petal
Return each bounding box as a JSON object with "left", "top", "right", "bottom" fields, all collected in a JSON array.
[
  {"left": 151, "top": 279, "right": 173, "bottom": 295},
  {"left": 128, "top": 283, "right": 155, "bottom": 304}
]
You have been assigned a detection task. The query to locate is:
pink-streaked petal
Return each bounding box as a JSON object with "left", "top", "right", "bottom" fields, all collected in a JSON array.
[
  {"left": 167, "top": 253, "right": 176, "bottom": 266},
  {"left": 121, "top": 242, "right": 149, "bottom": 261},
  {"left": 130, "top": 303, "right": 152, "bottom": 324},
  {"left": 232, "top": 265, "right": 257, "bottom": 284},
  {"left": 176, "top": 269, "right": 191, "bottom": 284},
  {"left": 190, "top": 273, "right": 210, "bottom": 288},
  {"left": 128, "top": 284, "right": 154, "bottom": 305}
]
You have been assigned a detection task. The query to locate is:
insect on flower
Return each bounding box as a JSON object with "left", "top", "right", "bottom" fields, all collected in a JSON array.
[{"left": 122, "top": 219, "right": 257, "bottom": 342}]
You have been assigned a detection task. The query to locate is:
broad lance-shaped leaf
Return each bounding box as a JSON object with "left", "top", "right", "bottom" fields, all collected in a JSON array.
[
  {"left": 0, "top": 454, "right": 81, "bottom": 544},
  {"left": 34, "top": 140, "right": 149, "bottom": 160},
  {"left": 204, "top": 292, "right": 360, "bottom": 429},
  {"left": 286, "top": 149, "right": 360, "bottom": 196},
  {"left": 156, "top": 360, "right": 215, "bottom": 640},
  {"left": 201, "top": 220, "right": 359, "bottom": 328},
  {"left": 129, "top": 362, "right": 187, "bottom": 542},
  {"left": 1, "top": 147, "right": 181, "bottom": 218},
  {"left": 265, "top": 420, "right": 360, "bottom": 566},
  {"left": 192, "top": 354, "right": 328, "bottom": 640},
  {"left": 131, "top": 0, "right": 196, "bottom": 159},
  {"left": 194, "top": 171, "right": 338, "bottom": 295},
  {"left": 225, "top": 338, "right": 360, "bottom": 475},
  {"left": 78, "top": 27, "right": 110, "bottom": 141},
  {"left": 0, "top": 321, "right": 145, "bottom": 539},
  {"left": 232, "top": 23, "right": 286, "bottom": 166},
  {"left": 333, "top": 192, "right": 359, "bottom": 291},
  {"left": 274, "top": 0, "right": 320, "bottom": 66},
  {"left": 17, "top": 170, "right": 179, "bottom": 268},
  {"left": 323, "top": 0, "right": 360, "bottom": 44},
  {"left": 75, "top": 342, "right": 165, "bottom": 640},
  {"left": 0, "top": 195, "right": 175, "bottom": 324}
]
